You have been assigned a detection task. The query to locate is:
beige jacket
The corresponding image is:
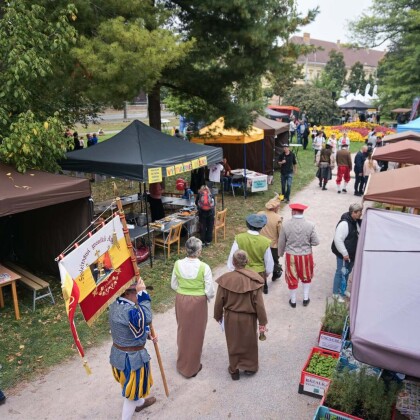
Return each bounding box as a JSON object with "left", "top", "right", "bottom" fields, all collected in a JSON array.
[{"left": 258, "top": 210, "right": 283, "bottom": 248}]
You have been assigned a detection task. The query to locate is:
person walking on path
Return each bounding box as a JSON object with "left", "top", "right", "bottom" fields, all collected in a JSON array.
[
  {"left": 278, "top": 203, "right": 320, "bottom": 308},
  {"left": 171, "top": 237, "right": 214, "bottom": 378},
  {"left": 335, "top": 143, "right": 352, "bottom": 194},
  {"left": 214, "top": 250, "right": 268, "bottom": 381},
  {"left": 227, "top": 214, "right": 273, "bottom": 295},
  {"left": 196, "top": 185, "right": 215, "bottom": 246},
  {"left": 312, "top": 131, "right": 325, "bottom": 161},
  {"left": 354, "top": 145, "right": 368, "bottom": 196},
  {"left": 109, "top": 278, "right": 157, "bottom": 420},
  {"left": 258, "top": 195, "right": 283, "bottom": 283},
  {"left": 363, "top": 153, "right": 380, "bottom": 191},
  {"left": 331, "top": 203, "right": 363, "bottom": 302},
  {"left": 278, "top": 144, "right": 297, "bottom": 204},
  {"left": 315, "top": 143, "right": 335, "bottom": 190}
]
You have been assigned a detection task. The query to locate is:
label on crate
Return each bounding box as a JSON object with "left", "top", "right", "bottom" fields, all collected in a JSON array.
[
  {"left": 319, "top": 333, "right": 342, "bottom": 352},
  {"left": 303, "top": 375, "right": 330, "bottom": 396}
]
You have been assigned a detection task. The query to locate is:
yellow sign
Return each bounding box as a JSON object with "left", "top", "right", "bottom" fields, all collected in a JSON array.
[
  {"left": 175, "top": 164, "right": 184, "bottom": 174},
  {"left": 191, "top": 159, "right": 200, "bottom": 169},
  {"left": 199, "top": 156, "right": 207, "bottom": 166},
  {"left": 183, "top": 161, "right": 192, "bottom": 172},
  {"left": 166, "top": 166, "right": 175, "bottom": 177},
  {"left": 148, "top": 167, "right": 162, "bottom": 183}
]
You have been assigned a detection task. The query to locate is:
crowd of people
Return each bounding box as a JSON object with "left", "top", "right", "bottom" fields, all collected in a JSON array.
[{"left": 65, "top": 128, "right": 103, "bottom": 150}]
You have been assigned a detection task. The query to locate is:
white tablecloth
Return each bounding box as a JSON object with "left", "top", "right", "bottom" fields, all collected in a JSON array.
[{"left": 231, "top": 169, "right": 268, "bottom": 192}]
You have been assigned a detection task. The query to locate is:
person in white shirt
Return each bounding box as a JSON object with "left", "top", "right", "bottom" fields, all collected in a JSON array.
[
  {"left": 328, "top": 134, "right": 337, "bottom": 155},
  {"left": 338, "top": 132, "right": 351, "bottom": 150},
  {"left": 289, "top": 119, "right": 296, "bottom": 142},
  {"left": 312, "top": 131, "right": 325, "bottom": 161},
  {"left": 208, "top": 162, "right": 224, "bottom": 185}
]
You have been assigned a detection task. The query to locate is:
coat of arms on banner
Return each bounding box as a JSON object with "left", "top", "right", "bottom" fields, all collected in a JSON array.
[{"left": 58, "top": 215, "right": 135, "bottom": 356}]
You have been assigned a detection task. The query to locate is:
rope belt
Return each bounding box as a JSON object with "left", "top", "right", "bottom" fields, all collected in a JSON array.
[{"left": 113, "top": 343, "right": 145, "bottom": 352}]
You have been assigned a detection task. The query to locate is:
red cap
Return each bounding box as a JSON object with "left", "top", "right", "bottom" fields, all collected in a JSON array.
[{"left": 289, "top": 203, "right": 308, "bottom": 211}]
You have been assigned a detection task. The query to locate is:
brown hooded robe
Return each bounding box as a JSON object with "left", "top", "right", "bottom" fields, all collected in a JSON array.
[{"left": 214, "top": 268, "right": 268, "bottom": 373}]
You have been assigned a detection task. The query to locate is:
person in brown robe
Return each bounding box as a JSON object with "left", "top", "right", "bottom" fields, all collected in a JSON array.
[{"left": 214, "top": 250, "right": 268, "bottom": 380}]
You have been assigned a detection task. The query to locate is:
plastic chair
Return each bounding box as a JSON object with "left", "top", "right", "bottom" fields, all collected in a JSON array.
[
  {"left": 152, "top": 223, "right": 182, "bottom": 261},
  {"left": 214, "top": 208, "right": 227, "bottom": 243},
  {"left": 231, "top": 175, "right": 245, "bottom": 197}
]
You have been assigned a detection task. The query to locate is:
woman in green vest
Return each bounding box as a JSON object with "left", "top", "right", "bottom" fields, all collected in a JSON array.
[{"left": 171, "top": 237, "right": 214, "bottom": 378}]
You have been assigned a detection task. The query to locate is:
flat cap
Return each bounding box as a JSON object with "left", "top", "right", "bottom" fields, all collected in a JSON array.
[
  {"left": 246, "top": 214, "right": 267, "bottom": 228},
  {"left": 289, "top": 203, "right": 308, "bottom": 211}
]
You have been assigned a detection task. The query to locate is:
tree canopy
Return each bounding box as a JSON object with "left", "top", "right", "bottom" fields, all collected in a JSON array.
[
  {"left": 347, "top": 62, "right": 367, "bottom": 94},
  {"left": 283, "top": 85, "right": 339, "bottom": 125},
  {"left": 350, "top": 0, "right": 420, "bottom": 111},
  {"left": 313, "top": 50, "right": 347, "bottom": 98}
]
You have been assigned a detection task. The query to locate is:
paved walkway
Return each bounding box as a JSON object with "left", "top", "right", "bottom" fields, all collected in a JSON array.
[{"left": 2, "top": 174, "right": 363, "bottom": 420}]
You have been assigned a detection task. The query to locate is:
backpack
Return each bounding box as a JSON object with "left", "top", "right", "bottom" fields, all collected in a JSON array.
[{"left": 197, "top": 189, "right": 214, "bottom": 211}]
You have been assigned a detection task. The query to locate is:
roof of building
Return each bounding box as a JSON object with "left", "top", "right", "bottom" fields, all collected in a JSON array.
[{"left": 290, "top": 35, "right": 385, "bottom": 68}]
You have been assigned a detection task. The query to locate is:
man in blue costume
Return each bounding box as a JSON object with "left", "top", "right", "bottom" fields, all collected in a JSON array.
[{"left": 109, "top": 277, "right": 157, "bottom": 420}]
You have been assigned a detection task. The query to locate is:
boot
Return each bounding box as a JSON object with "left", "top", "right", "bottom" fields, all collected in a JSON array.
[{"left": 322, "top": 180, "right": 327, "bottom": 190}]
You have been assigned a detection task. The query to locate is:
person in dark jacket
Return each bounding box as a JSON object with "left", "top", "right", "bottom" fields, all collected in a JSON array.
[
  {"left": 354, "top": 145, "right": 368, "bottom": 196},
  {"left": 331, "top": 203, "right": 363, "bottom": 302}
]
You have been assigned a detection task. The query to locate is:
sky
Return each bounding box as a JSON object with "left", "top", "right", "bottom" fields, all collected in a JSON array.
[{"left": 295, "top": 0, "right": 384, "bottom": 50}]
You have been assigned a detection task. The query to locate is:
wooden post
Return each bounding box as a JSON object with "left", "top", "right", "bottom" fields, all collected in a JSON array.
[{"left": 116, "top": 197, "right": 169, "bottom": 397}]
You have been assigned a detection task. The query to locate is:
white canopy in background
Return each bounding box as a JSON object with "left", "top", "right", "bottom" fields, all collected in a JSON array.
[{"left": 350, "top": 208, "right": 420, "bottom": 377}]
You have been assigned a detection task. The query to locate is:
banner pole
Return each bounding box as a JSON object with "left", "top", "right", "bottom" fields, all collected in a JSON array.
[{"left": 115, "top": 195, "right": 170, "bottom": 397}]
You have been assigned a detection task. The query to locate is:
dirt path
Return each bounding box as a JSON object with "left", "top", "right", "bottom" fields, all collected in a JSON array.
[{"left": 2, "top": 173, "right": 363, "bottom": 420}]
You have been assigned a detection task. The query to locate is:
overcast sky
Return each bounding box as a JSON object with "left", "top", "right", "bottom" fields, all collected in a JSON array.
[{"left": 295, "top": 0, "right": 384, "bottom": 50}]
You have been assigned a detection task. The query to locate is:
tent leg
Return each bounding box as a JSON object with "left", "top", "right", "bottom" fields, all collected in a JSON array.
[
  {"left": 142, "top": 182, "right": 153, "bottom": 268},
  {"left": 243, "top": 145, "right": 247, "bottom": 199}
]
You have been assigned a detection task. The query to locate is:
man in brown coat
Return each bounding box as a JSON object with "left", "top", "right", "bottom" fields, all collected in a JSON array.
[
  {"left": 335, "top": 143, "right": 352, "bottom": 194},
  {"left": 258, "top": 195, "right": 283, "bottom": 290},
  {"left": 214, "top": 250, "right": 268, "bottom": 381}
]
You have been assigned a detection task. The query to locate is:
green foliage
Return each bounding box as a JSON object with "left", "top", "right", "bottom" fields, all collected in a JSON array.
[
  {"left": 322, "top": 298, "right": 349, "bottom": 335},
  {"left": 283, "top": 85, "right": 339, "bottom": 125},
  {"left": 350, "top": 0, "right": 420, "bottom": 112},
  {"left": 347, "top": 62, "right": 367, "bottom": 93},
  {"left": 325, "top": 368, "right": 401, "bottom": 419},
  {"left": 0, "top": 111, "right": 69, "bottom": 173},
  {"left": 316, "top": 50, "right": 347, "bottom": 97},
  {"left": 306, "top": 353, "right": 338, "bottom": 379}
]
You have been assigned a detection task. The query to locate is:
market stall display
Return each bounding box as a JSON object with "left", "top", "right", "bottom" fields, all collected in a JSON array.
[{"left": 230, "top": 169, "right": 268, "bottom": 192}]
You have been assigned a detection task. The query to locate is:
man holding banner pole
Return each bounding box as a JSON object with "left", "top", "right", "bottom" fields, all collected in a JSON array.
[{"left": 109, "top": 276, "right": 158, "bottom": 419}]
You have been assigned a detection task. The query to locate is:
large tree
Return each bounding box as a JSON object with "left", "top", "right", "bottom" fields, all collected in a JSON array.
[
  {"left": 313, "top": 50, "right": 347, "bottom": 98},
  {"left": 71, "top": 0, "right": 317, "bottom": 131},
  {"left": 347, "top": 61, "right": 367, "bottom": 94},
  {"left": 350, "top": 0, "right": 420, "bottom": 112},
  {"left": 283, "top": 85, "right": 339, "bottom": 125},
  {"left": 0, "top": 1, "right": 79, "bottom": 172}
]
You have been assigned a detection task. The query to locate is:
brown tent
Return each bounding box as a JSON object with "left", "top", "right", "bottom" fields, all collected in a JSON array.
[
  {"left": 373, "top": 140, "right": 420, "bottom": 165},
  {"left": 0, "top": 164, "right": 92, "bottom": 273},
  {"left": 382, "top": 130, "right": 420, "bottom": 143},
  {"left": 364, "top": 165, "right": 420, "bottom": 209}
]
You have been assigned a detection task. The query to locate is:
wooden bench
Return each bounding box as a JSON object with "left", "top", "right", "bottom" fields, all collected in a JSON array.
[{"left": 5, "top": 262, "right": 55, "bottom": 311}]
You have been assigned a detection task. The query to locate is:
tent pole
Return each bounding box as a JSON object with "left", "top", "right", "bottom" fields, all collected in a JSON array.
[
  {"left": 243, "top": 145, "right": 247, "bottom": 199},
  {"left": 262, "top": 138, "right": 265, "bottom": 174},
  {"left": 221, "top": 180, "right": 224, "bottom": 210},
  {"left": 142, "top": 182, "right": 153, "bottom": 268}
]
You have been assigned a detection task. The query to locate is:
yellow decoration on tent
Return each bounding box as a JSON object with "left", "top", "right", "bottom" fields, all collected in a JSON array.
[
  {"left": 166, "top": 166, "right": 175, "bottom": 177},
  {"left": 174, "top": 164, "right": 184, "bottom": 174},
  {"left": 148, "top": 167, "right": 162, "bottom": 183},
  {"left": 191, "top": 159, "right": 200, "bottom": 169},
  {"left": 183, "top": 162, "right": 192, "bottom": 171},
  {"left": 198, "top": 156, "right": 207, "bottom": 166}
]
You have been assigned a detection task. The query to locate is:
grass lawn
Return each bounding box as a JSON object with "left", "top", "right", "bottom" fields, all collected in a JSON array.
[{"left": 0, "top": 138, "right": 361, "bottom": 390}]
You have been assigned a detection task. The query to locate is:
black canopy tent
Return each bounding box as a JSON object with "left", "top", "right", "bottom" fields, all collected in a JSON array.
[
  {"left": 60, "top": 120, "right": 223, "bottom": 181},
  {"left": 60, "top": 120, "right": 223, "bottom": 264},
  {"left": 339, "top": 100, "right": 372, "bottom": 110}
]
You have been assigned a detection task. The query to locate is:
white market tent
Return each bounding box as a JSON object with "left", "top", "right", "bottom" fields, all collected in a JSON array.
[{"left": 350, "top": 208, "right": 420, "bottom": 377}]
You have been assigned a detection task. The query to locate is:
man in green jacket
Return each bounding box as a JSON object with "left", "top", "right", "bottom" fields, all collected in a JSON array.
[{"left": 227, "top": 214, "right": 274, "bottom": 294}]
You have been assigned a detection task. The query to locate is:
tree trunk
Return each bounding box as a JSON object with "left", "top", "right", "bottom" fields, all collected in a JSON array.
[{"left": 148, "top": 84, "right": 161, "bottom": 131}]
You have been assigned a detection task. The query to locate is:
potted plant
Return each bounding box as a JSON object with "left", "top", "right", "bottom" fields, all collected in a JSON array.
[
  {"left": 318, "top": 298, "right": 349, "bottom": 352},
  {"left": 319, "top": 368, "right": 401, "bottom": 420}
]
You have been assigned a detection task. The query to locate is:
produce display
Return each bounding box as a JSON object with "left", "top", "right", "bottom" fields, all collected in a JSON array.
[{"left": 306, "top": 353, "right": 338, "bottom": 379}]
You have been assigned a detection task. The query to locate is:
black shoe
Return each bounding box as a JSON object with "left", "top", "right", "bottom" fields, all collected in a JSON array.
[
  {"left": 289, "top": 299, "right": 296, "bottom": 308},
  {"left": 0, "top": 395, "right": 5, "bottom": 406},
  {"left": 354, "top": 192, "right": 361, "bottom": 196},
  {"left": 319, "top": 181, "right": 322, "bottom": 187},
  {"left": 244, "top": 370, "right": 256, "bottom": 376},
  {"left": 263, "top": 285, "right": 268, "bottom": 294},
  {"left": 303, "top": 299, "right": 310, "bottom": 307},
  {"left": 337, "top": 190, "right": 341, "bottom": 194},
  {"left": 322, "top": 186, "right": 327, "bottom": 190},
  {"left": 342, "top": 189, "right": 347, "bottom": 193},
  {"left": 229, "top": 368, "right": 240, "bottom": 380}
]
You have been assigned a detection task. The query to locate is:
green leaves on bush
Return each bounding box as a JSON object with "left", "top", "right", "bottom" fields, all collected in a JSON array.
[{"left": 306, "top": 352, "right": 338, "bottom": 379}]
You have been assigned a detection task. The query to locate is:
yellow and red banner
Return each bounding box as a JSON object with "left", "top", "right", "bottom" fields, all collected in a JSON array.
[{"left": 58, "top": 215, "right": 135, "bottom": 353}]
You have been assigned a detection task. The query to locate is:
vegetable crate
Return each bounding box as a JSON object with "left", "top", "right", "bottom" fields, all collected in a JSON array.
[
  {"left": 298, "top": 347, "right": 340, "bottom": 399},
  {"left": 313, "top": 405, "right": 362, "bottom": 420}
]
